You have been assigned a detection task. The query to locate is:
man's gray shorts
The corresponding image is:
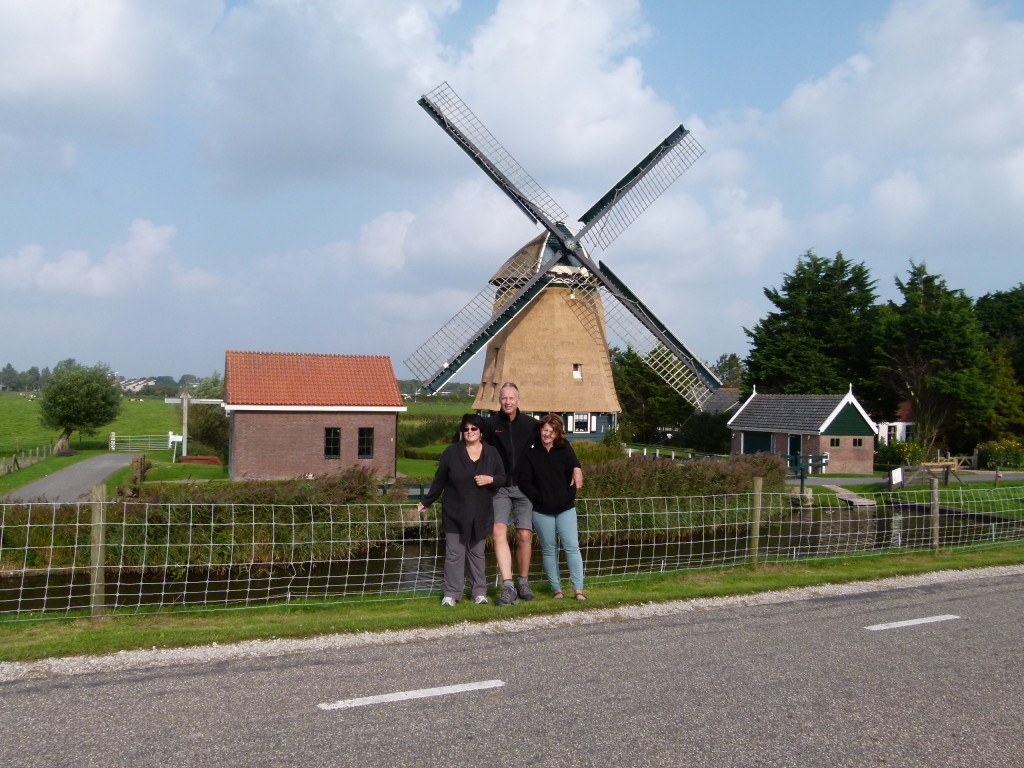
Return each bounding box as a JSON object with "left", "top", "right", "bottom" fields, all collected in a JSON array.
[{"left": 493, "top": 485, "right": 533, "bottom": 530}]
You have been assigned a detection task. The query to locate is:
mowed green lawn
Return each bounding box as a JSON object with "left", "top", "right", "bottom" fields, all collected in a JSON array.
[{"left": 0, "top": 392, "right": 179, "bottom": 454}]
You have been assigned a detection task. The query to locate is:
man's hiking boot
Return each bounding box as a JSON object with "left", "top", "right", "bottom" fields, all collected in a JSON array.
[
  {"left": 517, "top": 580, "right": 536, "bottom": 601},
  {"left": 495, "top": 583, "right": 519, "bottom": 606}
]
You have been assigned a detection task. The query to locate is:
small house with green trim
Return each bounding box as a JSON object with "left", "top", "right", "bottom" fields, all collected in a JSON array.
[{"left": 727, "top": 387, "right": 878, "bottom": 474}]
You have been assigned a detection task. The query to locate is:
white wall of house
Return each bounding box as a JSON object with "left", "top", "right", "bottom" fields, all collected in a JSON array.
[{"left": 876, "top": 421, "right": 914, "bottom": 445}]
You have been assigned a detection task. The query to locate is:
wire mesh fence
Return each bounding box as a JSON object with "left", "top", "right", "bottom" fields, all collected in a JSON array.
[{"left": 1, "top": 484, "right": 1022, "bottom": 620}]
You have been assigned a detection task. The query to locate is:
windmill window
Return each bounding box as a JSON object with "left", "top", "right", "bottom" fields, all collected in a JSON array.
[
  {"left": 573, "top": 364, "right": 582, "bottom": 379},
  {"left": 325, "top": 428, "right": 341, "bottom": 459},
  {"left": 853, "top": 438, "right": 864, "bottom": 448},
  {"left": 830, "top": 438, "right": 840, "bottom": 448},
  {"left": 358, "top": 427, "right": 374, "bottom": 459},
  {"left": 573, "top": 413, "right": 590, "bottom": 433}
]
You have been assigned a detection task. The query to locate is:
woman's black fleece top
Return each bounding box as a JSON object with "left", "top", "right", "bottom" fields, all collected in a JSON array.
[{"left": 518, "top": 441, "right": 581, "bottom": 515}]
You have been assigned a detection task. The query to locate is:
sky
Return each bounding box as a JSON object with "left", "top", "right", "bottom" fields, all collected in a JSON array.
[{"left": 2, "top": 0, "right": 1023, "bottom": 382}]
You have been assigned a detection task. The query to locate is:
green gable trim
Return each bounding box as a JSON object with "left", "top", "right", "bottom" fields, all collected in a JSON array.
[{"left": 822, "top": 403, "right": 875, "bottom": 436}]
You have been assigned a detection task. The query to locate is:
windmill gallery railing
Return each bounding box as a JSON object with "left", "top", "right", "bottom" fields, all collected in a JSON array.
[{"left": 1, "top": 483, "right": 1021, "bottom": 620}]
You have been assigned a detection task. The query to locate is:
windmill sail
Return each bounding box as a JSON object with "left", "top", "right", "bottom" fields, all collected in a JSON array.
[
  {"left": 577, "top": 126, "right": 704, "bottom": 253},
  {"left": 592, "top": 261, "right": 720, "bottom": 407},
  {"left": 404, "top": 235, "right": 562, "bottom": 394},
  {"left": 418, "top": 82, "right": 567, "bottom": 230},
  {"left": 406, "top": 81, "right": 720, "bottom": 410}
]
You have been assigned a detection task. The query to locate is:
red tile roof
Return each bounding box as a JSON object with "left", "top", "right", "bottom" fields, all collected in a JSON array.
[{"left": 225, "top": 351, "right": 404, "bottom": 407}]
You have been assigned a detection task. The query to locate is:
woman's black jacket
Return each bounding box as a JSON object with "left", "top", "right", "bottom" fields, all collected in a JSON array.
[
  {"left": 518, "top": 441, "right": 581, "bottom": 515},
  {"left": 422, "top": 441, "right": 506, "bottom": 542}
]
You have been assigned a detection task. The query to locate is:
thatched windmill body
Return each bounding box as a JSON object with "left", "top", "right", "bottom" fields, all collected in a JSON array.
[{"left": 405, "top": 83, "right": 720, "bottom": 434}]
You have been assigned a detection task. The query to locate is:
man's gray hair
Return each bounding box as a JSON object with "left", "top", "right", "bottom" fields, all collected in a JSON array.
[{"left": 499, "top": 382, "right": 520, "bottom": 395}]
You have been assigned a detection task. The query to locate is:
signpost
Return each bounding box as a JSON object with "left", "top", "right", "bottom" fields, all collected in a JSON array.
[{"left": 163, "top": 392, "right": 224, "bottom": 457}]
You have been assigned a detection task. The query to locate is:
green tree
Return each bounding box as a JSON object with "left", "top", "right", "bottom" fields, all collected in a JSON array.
[
  {"left": 984, "top": 346, "right": 1024, "bottom": 441},
  {"left": 874, "top": 263, "right": 995, "bottom": 454},
  {"left": 186, "top": 372, "right": 229, "bottom": 458},
  {"left": 976, "top": 284, "right": 1024, "bottom": 381},
  {"left": 39, "top": 362, "right": 123, "bottom": 453},
  {"left": 610, "top": 347, "right": 693, "bottom": 444},
  {"left": 1, "top": 363, "right": 19, "bottom": 391},
  {"left": 744, "top": 251, "right": 880, "bottom": 401},
  {"left": 710, "top": 353, "right": 745, "bottom": 388},
  {"left": 23, "top": 366, "right": 41, "bottom": 391},
  {"left": 677, "top": 411, "right": 731, "bottom": 454}
]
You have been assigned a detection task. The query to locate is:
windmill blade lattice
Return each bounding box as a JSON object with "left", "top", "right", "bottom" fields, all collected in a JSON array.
[
  {"left": 602, "top": 298, "right": 716, "bottom": 410},
  {"left": 553, "top": 267, "right": 717, "bottom": 410},
  {"left": 404, "top": 240, "right": 557, "bottom": 392},
  {"left": 419, "top": 82, "right": 568, "bottom": 228},
  {"left": 577, "top": 126, "right": 704, "bottom": 253}
]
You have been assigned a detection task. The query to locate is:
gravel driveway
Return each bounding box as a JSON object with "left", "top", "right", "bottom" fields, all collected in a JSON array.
[{"left": 3, "top": 453, "right": 132, "bottom": 503}]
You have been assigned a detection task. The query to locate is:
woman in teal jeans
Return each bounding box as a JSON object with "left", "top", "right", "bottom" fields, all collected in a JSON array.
[{"left": 518, "top": 414, "right": 586, "bottom": 600}]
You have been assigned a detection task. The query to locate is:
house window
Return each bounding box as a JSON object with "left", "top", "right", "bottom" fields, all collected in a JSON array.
[
  {"left": 830, "top": 438, "right": 840, "bottom": 447},
  {"left": 325, "top": 428, "right": 341, "bottom": 459},
  {"left": 853, "top": 438, "right": 864, "bottom": 447},
  {"left": 572, "top": 363, "right": 582, "bottom": 380},
  {"left": 573, "top": 413, "right": 590, "bottom": 433},
  {"left": 358, "top": 427, "right": 374, "bottom": 459}
]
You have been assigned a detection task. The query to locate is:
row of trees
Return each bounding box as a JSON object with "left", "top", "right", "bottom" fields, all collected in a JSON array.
[
  {"left": 0, "top": 362, "right": 199, "bottom": 395},
  {"left": 611, "top": 253, "right": 1023, "bottom": 457},
  {"left": 745, "top": 253, "right": 1022, "bottom": 454},
  {"left": 0, "top": 363, "right": 52, "bottom": 392}
]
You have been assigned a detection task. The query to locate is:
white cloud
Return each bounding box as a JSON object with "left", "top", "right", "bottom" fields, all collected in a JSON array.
[
  {"left": 0, "top": 0, "right": 217, "bottom": 138},
  {"left": 0, "top": 219, "right": 175, "bottom": 297},
  {"left": 357, "top": 210, "right": 416, "bottom": 274},
  {"left": 170, "top": 264, "right": 221, "bottom": 292},
  {"left": 865, "top": 170, "right": 931, "bottom": 240}
]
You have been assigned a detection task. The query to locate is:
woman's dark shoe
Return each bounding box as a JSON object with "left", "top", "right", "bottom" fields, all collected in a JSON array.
[{"left": 574, "top": 591, "right": 587, "bottom": 601}]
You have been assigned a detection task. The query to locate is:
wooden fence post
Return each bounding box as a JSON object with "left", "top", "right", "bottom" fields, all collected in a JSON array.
[
  {"left": 930, "top": 477, "right": 940, "bottom": 553},
  {"left": 90, "top": 484, "right": 108, "bottom": 618},
  {"left": 750, "top": 476, "right": 763, "bottom": 563}
]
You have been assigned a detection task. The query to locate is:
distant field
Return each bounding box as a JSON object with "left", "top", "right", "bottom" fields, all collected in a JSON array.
[
  {"left": 0, "top": 393, "right": 179, "bottom": 454},
  {"left": 1, "top": 392, "right": 463, "bottom": 486},
  {"left": 403, "top": 399, "right": 476, "bottom": 416}
]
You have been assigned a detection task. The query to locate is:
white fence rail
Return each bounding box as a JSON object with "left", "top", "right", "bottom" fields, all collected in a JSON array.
[
  {"left": 108, "top": 432, "right": 181, "bottom": 452},
  {"left": 1, "top": 484, "right": 1021, "bottom": 620}
]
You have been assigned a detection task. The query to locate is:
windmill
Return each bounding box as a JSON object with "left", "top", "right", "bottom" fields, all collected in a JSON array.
[{"left": 405, "top": 82, "right": 721, "bottom": 427}]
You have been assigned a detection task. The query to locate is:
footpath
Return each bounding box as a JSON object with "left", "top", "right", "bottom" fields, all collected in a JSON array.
[{"left": 3, "top": 454, "right": 132, "bottom": 503}]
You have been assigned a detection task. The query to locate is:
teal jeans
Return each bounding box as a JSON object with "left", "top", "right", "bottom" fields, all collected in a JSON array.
[{"left": 532, "top": 508, "right": 584, "bottom": 592}]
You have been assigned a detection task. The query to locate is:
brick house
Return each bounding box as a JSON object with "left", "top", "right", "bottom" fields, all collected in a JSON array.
[
  {"left": 727, "top": 387, "right": 878, "bottom": 474},
  {"left": 223, "top": 351, "right": 406, "bottom": 480}
]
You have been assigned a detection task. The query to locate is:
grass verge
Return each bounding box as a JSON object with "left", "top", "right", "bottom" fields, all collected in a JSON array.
[{"left": 1, "top": 545, "right": 1021, "bottom": 664}]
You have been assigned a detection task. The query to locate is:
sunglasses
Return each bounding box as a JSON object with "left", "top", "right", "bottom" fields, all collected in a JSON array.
[{"left": 462, "top": 426, "right": 480, "bottom": 432}]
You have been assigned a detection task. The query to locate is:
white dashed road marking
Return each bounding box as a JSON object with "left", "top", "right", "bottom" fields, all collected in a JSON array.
[
  {"left": 318, "top": 679, "right": 505, "bottom": 710},
  {"left": 865, "top": 614, "right": 960, "bottom": 631}
]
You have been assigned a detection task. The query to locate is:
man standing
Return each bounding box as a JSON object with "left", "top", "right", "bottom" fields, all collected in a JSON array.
[{"left": 485, "top": 383, "right": 582, "bottom": 605}]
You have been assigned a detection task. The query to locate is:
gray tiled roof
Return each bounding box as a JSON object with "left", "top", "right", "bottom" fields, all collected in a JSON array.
[
  {"left": 702, "top": 387, "right": 741, "bottom": 415},
  {"left": 728, "top": 393, "right": 845, "bottom": 433}
]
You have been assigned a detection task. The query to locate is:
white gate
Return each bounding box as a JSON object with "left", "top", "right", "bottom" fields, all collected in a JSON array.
[{"left": 108, "top": 432, "right": 181, "bottom": 451}]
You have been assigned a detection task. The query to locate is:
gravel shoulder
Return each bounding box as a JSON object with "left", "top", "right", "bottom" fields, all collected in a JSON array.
[{"left": 3, "top": 564, "right": 1021, "bottom": 683}]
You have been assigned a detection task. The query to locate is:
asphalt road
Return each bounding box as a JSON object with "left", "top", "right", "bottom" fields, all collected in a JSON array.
[
  {"left": 3, "top": 453, "right": 131, "bottom": 503},
  {"left": 1, "top": 573, "right": 1020, "bottom": 767}
]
